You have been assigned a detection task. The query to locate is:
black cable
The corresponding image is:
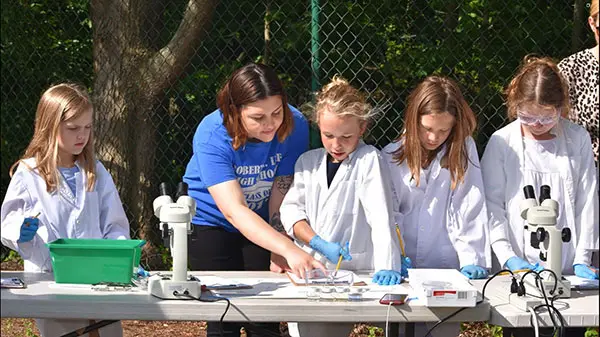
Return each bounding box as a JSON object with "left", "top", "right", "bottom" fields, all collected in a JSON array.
[
  {"left": 176, "top": 292, "right": 230, "bottom": 337},
  {"left": 176, "top": 292, "right": 281, "bottom": 337},
  {"left": 536, "top": 272, "right": 561, "bottom": 337},
  {"left": 533, "top": 302, "right": 566, "bottom": 337},
  {"left": 59, "top": 320, "right": 120, "bottom": 337},
  {"left": 422, "top": 269, "right": 514, "bottom": 337},
  {"left": 537, "top": 269, "right": 558, "bottom": 295},
  {"left": 529, "top": 295, "right": 564, "bottom": 337}
]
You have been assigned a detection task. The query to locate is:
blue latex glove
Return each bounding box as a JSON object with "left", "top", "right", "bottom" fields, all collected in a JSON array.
[
  {"left": 372, "top": 270, "right": 402, "bottom": 285},
  {"left": 18, "top": 217, "right": 39, "bottom": 243},
  {"left": 574, "top": 264, "right": 599, "bottom": 280},
  {"left": 308, "top": 235, "right": 352, "bottom": 264},
  {"left": 136, "top": 266, "right": 150, "bottom": 278},
  {"left": 460, "top": 265, "right": 488, "bottom": 279},
  {"left": 505, "top": 256, "right": 542, "bottom": 272},
  {"left": 400, "top": 256, "right": 412, "bottom": 278}
]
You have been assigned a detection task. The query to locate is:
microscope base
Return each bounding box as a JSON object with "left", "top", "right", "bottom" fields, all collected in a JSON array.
[
  {"left": 148, "top": 274, "right": 203, "bottom": 300},
  {"left": 524, "top": 276, "right": 571, "bottom": 299}
]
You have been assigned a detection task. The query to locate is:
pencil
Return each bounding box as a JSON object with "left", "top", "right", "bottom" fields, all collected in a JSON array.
[
  {"left": 395, "top": 223, "right": 406, "bottom": 256},
  {"left": 23, "top": 212, "right": 41, "bottom": 228},
  {"left": 332, "top": 242, "right": 348, "bottom": 279},
  {"left": 334, "top": 254, "right": 343, "bottom": 275}
]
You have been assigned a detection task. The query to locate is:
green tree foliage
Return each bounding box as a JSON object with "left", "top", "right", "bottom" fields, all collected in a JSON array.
[
  {"left": 1, "top": 0, "right": 92, "bottom": 192},
  {"left": 1, "top": 0, "right": 596, "bottom": 264}
]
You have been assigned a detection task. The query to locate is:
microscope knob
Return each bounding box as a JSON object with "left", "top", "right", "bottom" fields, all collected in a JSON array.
[
  {"left": 536, "top": 228, "right": 546, "bottom": 243},
  {"left": 561, "top": 228, "right": 571, "bottom": 243},
  {"left": 530, "top": 232, "right": 540, "bottom": 249}
]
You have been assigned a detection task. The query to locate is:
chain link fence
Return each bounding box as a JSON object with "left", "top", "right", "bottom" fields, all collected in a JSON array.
[{"left": 1, "top": 0, "right": 595, "bottom": 265}]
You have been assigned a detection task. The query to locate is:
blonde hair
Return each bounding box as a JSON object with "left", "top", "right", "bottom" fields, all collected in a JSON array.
[
  {"left": 304, "top": 76, "right": 375, "bottom": 124},
  {"left": 391, "top": 76, "right": 477, "bottom": 190},
  {"left": 505, "top": 55, "right": 569, "bottom": 121},
  {"left": 10, "top": 83, "right": 97, "bottom": 192},
  {"left": 591, "top": 0, "right": 599, "bottom": 20}
]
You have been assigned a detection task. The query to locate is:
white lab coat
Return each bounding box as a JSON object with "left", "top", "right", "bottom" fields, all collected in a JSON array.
[
  {"left": 382, "top": 136, "right": 491, "bottom": 270},
  {"left": 282, "top": 142, "right": 401, "bottom": 337},
  {"left": 481, "top": 119, "right": 598, "bottom": 273},
  {"left": 280, "top": 142, "right": 401, "bottom": 272},
  {"left": 1, "top": 157, "right": 129, "bottom": 337}
]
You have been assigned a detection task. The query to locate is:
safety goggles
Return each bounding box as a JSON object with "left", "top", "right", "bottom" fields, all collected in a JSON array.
[{"left": 517, "top": 110, "right": 559, "bottom": 126}]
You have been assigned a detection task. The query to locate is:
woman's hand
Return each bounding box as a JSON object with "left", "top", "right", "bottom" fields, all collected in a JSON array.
[
  {"left": 269, "top": 252, "right": 290, "bottom": 273},
  {"left": 284, "top": 246, "right": 327, "bottom": 279}
]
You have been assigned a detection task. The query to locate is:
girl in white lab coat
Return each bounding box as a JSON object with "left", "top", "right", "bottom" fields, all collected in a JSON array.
[
  {"left": 382, "top": 76, "right": 491, "bottom": 337},
  {"left": 1, "top": 83, "right": 130, "bottom": 337},
  {"left": 281, "top": 76, "right": 409, "bottom": 337},
  {"left": 481, "top": 57, "right": 599, "bottom": 279}
]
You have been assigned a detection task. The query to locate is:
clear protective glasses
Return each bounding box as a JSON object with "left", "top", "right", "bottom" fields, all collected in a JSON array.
[{"left": 516, "top": 109, "right": 560, "bottom": 126}]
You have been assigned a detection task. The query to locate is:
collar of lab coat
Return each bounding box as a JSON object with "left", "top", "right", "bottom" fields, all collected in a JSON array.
[
  {"left": 507, "top": 119, "right": 571, "bottom": 177},
  {"left": 317, "top": 141, "right": 367, "bottom": 194},
  {"left": 57, "top": 160, "right": 86, "bottom": 208},
  {"left": 404, "top": 141, "right": 446, "bottom": 187}
]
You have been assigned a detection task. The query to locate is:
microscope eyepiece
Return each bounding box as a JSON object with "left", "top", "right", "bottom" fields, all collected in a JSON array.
[
  {"left": 523, "top": 185, "right": 535, "bottom": 200},
  {"left": 175, "top": 182, "right": 189, "bottom": 200},
  {"left": 539, "top": 185, "right": 551, "bottom": 203},
  {"left": 159, "top": 182, "right": 170, "bottom": 196}
]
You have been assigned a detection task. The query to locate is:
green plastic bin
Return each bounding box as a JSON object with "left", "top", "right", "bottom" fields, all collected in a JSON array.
[{"left": 47, "top": 238, "right": 146, "bottom": 284}]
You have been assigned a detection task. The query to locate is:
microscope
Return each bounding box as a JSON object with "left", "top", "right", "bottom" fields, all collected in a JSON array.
[
  {"left": 519, "top": 185, "right": 571, "bottom": 298},
  {"left": 147, "top": 182, "right": 203, "bottom": 299}
]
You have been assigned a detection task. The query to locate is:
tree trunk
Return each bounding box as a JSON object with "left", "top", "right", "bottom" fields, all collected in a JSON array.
[
  {"left": 264, "top": 0, "right": 271, "bottom": 65},
  {"left": 90, "top": 0, "right": 219, "bottom": 268}
]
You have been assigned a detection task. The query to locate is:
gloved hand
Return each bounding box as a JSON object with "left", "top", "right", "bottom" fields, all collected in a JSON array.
[
  {"left": 136, "top": 266, "right": 150, "bottom": 278},
  {"left": 308, "top": 235, "right": 352, "bottom": 264},
  {"left": 505, "top": 256, "right": 541, "bottom": 272},
  {"left": 372, "top": 270, "right": 402, "bottom": 285},
  {"left": 400, "top": 256, "right": 412, "bottom": 278},
  {"left": 460, "top": 265, "right": 488, "bottom": 279},
  {"left": 574, "top": 264, "right": 599, "bottom": 280},
  {"left": 18, "top": 217, "right": 39, "bottom": 243}
]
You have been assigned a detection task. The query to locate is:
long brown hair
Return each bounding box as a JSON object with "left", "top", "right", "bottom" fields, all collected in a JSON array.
[
  {"left": 391, "top": 76, "right": 476, "bottom": 189},
  {"left": 216, "top": 63, "right": 294, "bottom": 150},
  {"left": 10, "top": 83, "right": 96, "bottom": 192},
  {"left": 505, "top": 56, "right": 569, "bottom": 121}
]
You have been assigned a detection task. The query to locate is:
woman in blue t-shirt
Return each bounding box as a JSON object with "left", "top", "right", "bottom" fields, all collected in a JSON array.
[{"left": 183, "top": 63, "right": 325, "bottom": 337}]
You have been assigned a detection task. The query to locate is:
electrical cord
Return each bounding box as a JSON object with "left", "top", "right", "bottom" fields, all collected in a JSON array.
[
  {"left": 385, "top": 302, "right": 392, "bottom": 337},
  {"left": 537, "top": 282, "right": 564, "bottom": 337},
  {"left": 175, "top": 291, "right": 281, "bottom": 337},
  {"left": 519, "top": 269, "right": 565, "bottom": 337},
  {"left": 422, "top": 269, "right": 515, "bottom": 337},
  {"left": 176, "top": 291, "right": 230, "bottom": 337},
  {"left": 528, "top": 307, "right": 540, "bottom": 337},
  {"left": 520, "top": 270, "right": 557, "bottom": 329}
]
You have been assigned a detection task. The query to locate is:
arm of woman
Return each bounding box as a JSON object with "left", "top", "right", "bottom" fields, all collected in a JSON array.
[
  {"left": 268, "top": 175, "right": 294, "bottom": 272},
  {"left": 209, "top": 179, "right": 325, "bottom": 277}
]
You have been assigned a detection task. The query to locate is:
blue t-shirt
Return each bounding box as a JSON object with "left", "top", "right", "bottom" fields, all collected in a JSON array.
[{"left": 183, "top": 105, "right": 309, "bottom": 232}]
